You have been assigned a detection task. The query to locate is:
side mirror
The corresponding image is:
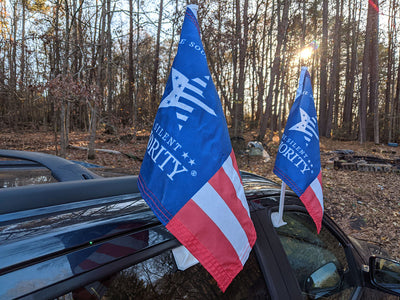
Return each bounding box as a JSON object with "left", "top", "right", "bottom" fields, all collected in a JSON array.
[
  {"left": 370, "top": 256, "right": 400, "bottom": 296},
  {"left": 305, "top": 262, "right": 341, "bottom": 298}
]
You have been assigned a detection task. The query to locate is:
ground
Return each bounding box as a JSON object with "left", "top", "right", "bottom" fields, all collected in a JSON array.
[{"left": 1, "top": 129, "right": 399, "bottom": 261}]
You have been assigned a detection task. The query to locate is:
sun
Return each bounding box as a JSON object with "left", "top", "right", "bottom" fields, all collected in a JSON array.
[
  {"left": 299, "top": 41, "right": 319, "bottom": 60},
  {"left": 299, "top": 46, "right": 314, "bottom": 60}
]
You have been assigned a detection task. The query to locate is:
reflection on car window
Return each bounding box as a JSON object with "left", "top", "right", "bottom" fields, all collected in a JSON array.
[
  {"left": 274, "top": 211, "right": 355, "bottom": 299},
  {"left": 360, "top": 288, "right": 399, "bottom": 300},
  {"left": 0, "top": 169, "right": 56, "bottom": 188},
  {"left": 104, "top": 249, "right": 270, "bottom": 299}
]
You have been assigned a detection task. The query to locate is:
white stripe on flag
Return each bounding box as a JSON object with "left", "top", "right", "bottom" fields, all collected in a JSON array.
[
  {"left": 310, "top": 176, "right": 323, "bottom": 211},
  {"left": 192, "top": 182, "right": 251, "bottom": 265},
  {"left": 193, "top": 77, "right": 207, "bottom": 87},
  {"left": 222, "top": 155, "right": 250, "bottom": 215}
]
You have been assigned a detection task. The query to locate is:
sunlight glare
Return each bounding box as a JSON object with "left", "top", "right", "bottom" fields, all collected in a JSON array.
[
  {"left": 299, "top": 46, "right": 313, "bottom": 60},
  {"left": 299, "top": 41, "right": 319, "bottom": 60}
]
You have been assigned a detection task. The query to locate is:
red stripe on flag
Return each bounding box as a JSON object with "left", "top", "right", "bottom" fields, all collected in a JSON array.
[
  {"left": 208, "top": 167, "right": 256, "bottom": 246},
  {"left": 300, "top": 174, "right": 323, "bottom": 233},
  {"left": 166, "top": 199, "right": 243, "bottom": 292},
  {"left": 317, "top": 172, "right": 322, "bottom": 186},
  {"left": 229, "top": 150, "right": 243, "bottom": 184}
]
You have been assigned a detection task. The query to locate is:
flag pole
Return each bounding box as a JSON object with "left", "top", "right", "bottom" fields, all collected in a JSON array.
[{"left": 271, "top": 181, "right": 287, "bottom": 228}]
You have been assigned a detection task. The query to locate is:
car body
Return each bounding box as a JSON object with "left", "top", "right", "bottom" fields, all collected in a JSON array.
[{"left": 0, "top": 150, "right": 399, "bottom": 299}]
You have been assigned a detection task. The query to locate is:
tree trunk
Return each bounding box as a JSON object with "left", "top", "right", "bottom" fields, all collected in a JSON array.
[
  {"left": 256, "top": 4, "right": 268, "bottom": 126},
  {"left": 88, "top": 101, "right": 98, "bottom": 160},
  {"left": 20, "top": 0, "right": 26, "bottom": 89},
  {"left": 359, "top": 0, "right": 374, "bottom": 143},
  {"left": 60, "top": 103, "right": 67, "bottom": 158},
  {"left": 370, "top": 0, "right": 379, "bottom": 144},
  {"left": 232, "top": 0, "right": 249, "bottom": 137},
  {"left": 89, "top": 0, "right": 107, "bottom": 160},
  {"left": 391, "top": 58, "right": 400, "bottom": 142},
  {"left": 384, "top": 17, "right": 393, "bottom": 142},
  {"left": 150, "top": 0, "right": 164, "bottom": 118},
  {"left": 71, "top": 0, "right": 78, "bottom": 77},
  {"left": 318, "top": 0, "right": 328, "bottom": 136},
  {"left": 134, "top": 0, "right": 140, "bottom": 125},
  {"left": 106, "top": 0, "right": 113, "bottom": 125},
  {"left": 343, "top": 0, "right": 360, "bottom": 137},
  {"left": 326, "top": 0, "right": 343, "bottom": 137},
  {"left": 8, "top": 0, "right": 18, "bottom": 128},
  {"left": 60, "top": 0, "right": 70, "bottom": 157},
  {"left": 128, "top": 0, "right": 134, "bottom": 125}
]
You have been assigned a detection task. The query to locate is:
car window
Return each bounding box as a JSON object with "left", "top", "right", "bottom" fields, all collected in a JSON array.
[
  {"left": 274, "top": 211, "right": 355, "bottom": 299},
  {"left": 0, "top": 158, "right": 57, "bottom": 187},
  {"left": 99, "top": 249, "right": 270, "bottom": 299},
  {"left": 0, "top": 169, "right": 57, "bottom": 188},
  {"left": 360, "top": 288, "right": 399, "bottom": 300}
]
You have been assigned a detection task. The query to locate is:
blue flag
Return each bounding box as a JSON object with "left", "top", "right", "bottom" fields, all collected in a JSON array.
[
  {"left": 273, "top": 67, "right": 323, "bottom": 232},
  {"left": 138, "top": 5, "right": 256, "bottom": 291}
]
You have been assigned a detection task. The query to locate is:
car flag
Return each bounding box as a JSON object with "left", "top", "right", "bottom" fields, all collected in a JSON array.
[
  {"left": 273, "top": 67, "right": 324, "bottom": 232},
  {"left": 138, "top": 5, "right": 256, "bottom": 292}
]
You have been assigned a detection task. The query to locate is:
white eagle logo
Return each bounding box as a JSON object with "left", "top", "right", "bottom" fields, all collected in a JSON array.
[{"left": 159, "top": 68, "right": 216, "bottom": 130}]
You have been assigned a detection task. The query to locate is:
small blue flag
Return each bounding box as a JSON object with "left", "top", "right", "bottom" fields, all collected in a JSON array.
[{"left": 273, "top": 67, "right": 323, "bottom": 232}]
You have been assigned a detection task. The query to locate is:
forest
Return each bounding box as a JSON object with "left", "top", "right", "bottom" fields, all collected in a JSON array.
[{"left": 0, "top": 0, "right": 399, "bottom": 158}]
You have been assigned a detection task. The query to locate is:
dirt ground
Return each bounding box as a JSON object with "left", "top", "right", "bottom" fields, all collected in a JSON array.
[{"left": 1, "top": 129, "right": 399, "bottom": 261}]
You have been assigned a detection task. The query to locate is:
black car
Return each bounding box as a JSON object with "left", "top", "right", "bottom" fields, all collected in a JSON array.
[{"left": 0, "top": 150, "right": 399, "bottom": 299}]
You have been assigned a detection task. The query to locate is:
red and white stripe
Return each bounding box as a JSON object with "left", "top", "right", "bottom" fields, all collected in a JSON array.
[
  {"left": 166, "top": 150, "right": 256, "bottom": 292},
  {"left": 300, "top": 171, "right": 323, "bottom": 233}
]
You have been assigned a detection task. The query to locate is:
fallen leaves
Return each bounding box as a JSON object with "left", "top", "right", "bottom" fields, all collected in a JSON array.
[{"left": 1, "top": 129, "right": 399, "bottom": 261}]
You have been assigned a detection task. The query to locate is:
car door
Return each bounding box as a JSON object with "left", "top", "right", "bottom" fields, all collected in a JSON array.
[
  {"left": 268, "top": 207, "right": 397, "bottom": 299},
  {"left": 272, "top": 208, "right": 357, "bottom": 299}
]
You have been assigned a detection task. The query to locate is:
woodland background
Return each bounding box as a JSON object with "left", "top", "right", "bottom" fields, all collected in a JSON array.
[{"left": 0, "top": 0, "right": 400, "bottom": 157}]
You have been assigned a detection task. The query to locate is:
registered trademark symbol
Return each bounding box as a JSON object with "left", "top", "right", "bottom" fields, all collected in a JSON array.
[{"left": 191, "top": 170, "right": 197, "bottom": 177}]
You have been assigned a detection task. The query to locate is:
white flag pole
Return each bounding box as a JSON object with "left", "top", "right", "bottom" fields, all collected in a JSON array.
[{"left": 271, "top": 181, "right": 287, "bottom": 228}]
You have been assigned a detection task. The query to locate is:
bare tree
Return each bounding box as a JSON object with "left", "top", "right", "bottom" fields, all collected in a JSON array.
[
  {"left": 359, "top": 0, "right": 379, "bottom": 144},
  {"left": 318, "top": 0, "right": 328, "bottom": 137},
  {"left": 393, "top": 58, "right": 400, "bottom": 143},
  {"left": 106, "top": 0, "right": 113, "bottom": 126},
  {"left": 89, "top": 0, "right": 107, "bottom": 159},
  {"left": 326, "top": 0, "right": 343, "bottom": 137},
  {"left": 128, "top": 0, "right": 134, "bottom": 125},
  {"left": 150, "top": 0, "right": 164, "bottom": 118},
  {"left": 343, "top": 0, "right": 361, "bottom": 137},
  {"left": 370, "top": 0, "right": 379, "bottom": 144},
  {"left": 258, "top": 0, "right": 290, "bottom": 141},
  {"left": 232, "top": 0, "right": 249, "bottom": 137}
]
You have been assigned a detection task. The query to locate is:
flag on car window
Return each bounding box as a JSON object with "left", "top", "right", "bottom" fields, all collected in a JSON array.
[
  {"left": 138, "top": 4, "right": 256, "bottom": 292},
  {"left": 273, "top": 67, "right": 324, "bottom": 232}
]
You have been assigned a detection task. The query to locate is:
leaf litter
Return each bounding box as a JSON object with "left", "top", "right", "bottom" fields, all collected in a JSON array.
[{"left": 1, "top": 129, "right": 399, "bottom": 261}]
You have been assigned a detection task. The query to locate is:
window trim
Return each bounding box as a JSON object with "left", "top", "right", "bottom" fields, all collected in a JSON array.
[
  {"left": 17, "top": 238, "right": 181, "bottom": 300},
  {"left": 251, "top": 209, "right": 303, "bottom": 300}
]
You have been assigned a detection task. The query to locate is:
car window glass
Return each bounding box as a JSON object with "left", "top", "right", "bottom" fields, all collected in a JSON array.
[
  {"left": 102, "top": 249, "right": 270, "bottom": 299},
  {"left": 274, "top": 211, "right": 355, "bottom": 299},
  {"left": 0, "top": 158, "right": 57, "bottom": 187},
  {"left": 360, "top": 287, "right": 399, "bottom": 300}
]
